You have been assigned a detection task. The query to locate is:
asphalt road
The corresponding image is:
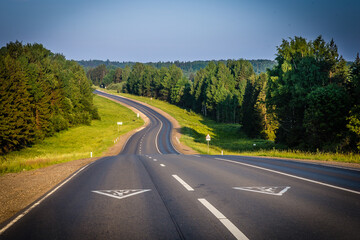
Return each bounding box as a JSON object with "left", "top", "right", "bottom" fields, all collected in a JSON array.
[{"left": 1, "top": 91, "right": 359, "bottom": 239}]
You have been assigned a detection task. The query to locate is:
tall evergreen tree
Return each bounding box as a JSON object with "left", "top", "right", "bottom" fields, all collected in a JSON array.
[
  {"left": 0, "top": 41, "right": 98, "bottom": 154},
  {"left": 0, "top": 48, "right": 35, "bottom": 153}
]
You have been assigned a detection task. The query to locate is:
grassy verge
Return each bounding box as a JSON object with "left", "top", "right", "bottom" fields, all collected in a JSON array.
[
  {"left": 0, "top": 95, "right": 143, "bottom": 174},
  {"left": 102, "top": 89, "right": 360, "bottom": 164}
]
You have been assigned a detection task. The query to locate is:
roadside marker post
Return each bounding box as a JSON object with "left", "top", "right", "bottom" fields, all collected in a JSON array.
[
  {"left": 117, "top": 122, "right": 123, "bottom": 132},
  {"left": 206, "top": 134, "right": 211, "bottom": 154}
]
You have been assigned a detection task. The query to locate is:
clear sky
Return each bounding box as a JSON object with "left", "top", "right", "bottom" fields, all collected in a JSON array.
[{"left": 1, "top": 0, "right": 359, "bottom": 62}]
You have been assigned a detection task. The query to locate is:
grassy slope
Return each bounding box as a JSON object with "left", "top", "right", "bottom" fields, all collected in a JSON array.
[
  {"left": 103, "top": 89, "right": 360, "bottom": 164},
  {"left": 0, "top": 95, "right": 143, "bottom": 173}
]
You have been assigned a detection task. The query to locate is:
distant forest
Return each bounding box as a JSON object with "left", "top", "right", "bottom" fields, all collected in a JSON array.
[
  {"left": 77, "top": 59, "right": 276, "bottom": 76},
  {"left": 84, "top": 36, "right": 360, "bottom": 152}
]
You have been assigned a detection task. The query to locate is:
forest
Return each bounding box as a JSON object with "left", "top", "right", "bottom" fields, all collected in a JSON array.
[
  {"left": 0, "top": 42, "right": 99, "bottom": 154},
  {"left": 1, "top": 36, "right": 359, "bottom": 155},
  {"left": 86, "top": 36, "right": 360, "bottom": 152},
  {"left": 78, "top": 59, "right": 276, "bottom": 77}
]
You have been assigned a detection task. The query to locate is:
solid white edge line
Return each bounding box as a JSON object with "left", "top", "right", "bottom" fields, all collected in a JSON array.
[
  {"left": 172, "top": 175, "right": 194, "bottom": 191},
  {"left": 153, "top": 114, "right": 163, "bottom": 155},
  {"left": 97, "top": 90, "right": 181, "bottom": 155},
  {"left": 136, "top": 127, "right": 145, "bottom": 132},
  {"left": 121, "top": 129, "right": 137, "bottom": 152},
  {"left": 198, "top": 198, "right": 248, "bottom": 240},
  {"left": 167, "top": 121, "right": 181, "bottom": 155},
  {"left": 0, "top": 163, "right": 91, "bottom": 235},
  {"left": 215, "top": 158, "right": 360, "bottom": 195}
]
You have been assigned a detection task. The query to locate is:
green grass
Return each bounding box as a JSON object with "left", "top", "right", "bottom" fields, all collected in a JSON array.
[
  {"left": 102, "top": 89, "right": 360, "bottom": 164},
  {"left": 0, "top": 95, "right": 144, "bottom": 173}
]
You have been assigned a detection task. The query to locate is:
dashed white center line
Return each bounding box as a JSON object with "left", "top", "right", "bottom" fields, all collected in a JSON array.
[
  {"left": 198, "top": 198, "right": 248, "bottom": 240},
  {"left": 193, "top": 155, "right": 201, "bottom": 158},
  {"left": 172, "top": 175, "right": 194, "bottom": 191},
  {"left": 153, "top": 159, "right": 157, "bottom": 161},
  {"left": 160, "top": 164, "right": 165, "bottom": 167}
]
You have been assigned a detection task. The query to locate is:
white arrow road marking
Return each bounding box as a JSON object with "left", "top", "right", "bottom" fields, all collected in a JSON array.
[
  {"left": 215, "top": 157, "right": 360, "bottom": 195},
  {"left": 233, "top": 186, "right": 291, "bottom": 196},
  {"left": 92, "top": 189, "right": 151, "bottom": 200}
]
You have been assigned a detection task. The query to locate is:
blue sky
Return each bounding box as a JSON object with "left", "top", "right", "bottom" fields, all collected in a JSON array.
[{"left": 1, "top": 0, "right": 359, "bottom": 61}]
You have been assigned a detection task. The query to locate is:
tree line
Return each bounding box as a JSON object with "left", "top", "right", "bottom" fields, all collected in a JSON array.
[
  {"left": 241, "top": 36, "right": 359, "bottom": 151},
  {"left": 0, "top": 42, "right": 99, "bottom": 154},
  {"left": 87, "top": 36, "right": 360, "bottom": 152},
  {"left": 87, "top": 60, "right": 256, "bottom": 117},
  {"left": 267, "top": 36, "right": 360, "bottom": 151},
  {"left": 78, "top": 59, "right": 276, "bottom": 78},
  {"left": 87, "top": 59, "right": 277, "bottom": 139}
]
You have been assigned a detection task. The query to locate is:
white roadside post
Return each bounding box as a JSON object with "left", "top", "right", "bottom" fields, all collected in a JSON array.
[
  {"left": 117, "top": 122, "right": 123, "bottom": 133},
  {"left": 206, "top": 134, "right": 211, "bottom": 154}
]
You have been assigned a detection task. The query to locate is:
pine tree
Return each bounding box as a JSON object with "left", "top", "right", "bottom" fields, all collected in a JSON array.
[
  {"left": 0, "top": 45, "right": 35, "bottom": 153},
  {"left": 0, "top": 42, "right": 99, "bottom": 154}
]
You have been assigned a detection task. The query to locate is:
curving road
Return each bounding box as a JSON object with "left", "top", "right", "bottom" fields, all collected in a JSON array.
[{"left": 1, "top": 91, "right": 360, "bottom": 240}]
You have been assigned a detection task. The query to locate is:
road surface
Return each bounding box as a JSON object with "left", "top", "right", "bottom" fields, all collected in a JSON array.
[{"left": 1, "top": 90, "right": 359, "bottom": 239}]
